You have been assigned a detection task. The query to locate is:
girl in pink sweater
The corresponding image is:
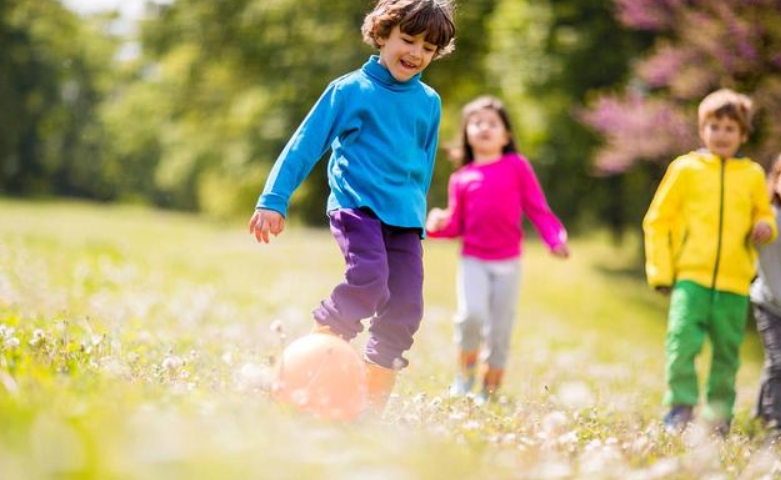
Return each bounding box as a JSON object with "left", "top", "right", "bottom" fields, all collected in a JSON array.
[{"left": 426, "top": 96, "right": 569, "bottom": 402}]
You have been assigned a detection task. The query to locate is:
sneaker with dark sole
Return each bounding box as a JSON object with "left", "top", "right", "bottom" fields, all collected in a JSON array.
[{"left": 663, "top": 405, "right": 694, "bottom": 433}]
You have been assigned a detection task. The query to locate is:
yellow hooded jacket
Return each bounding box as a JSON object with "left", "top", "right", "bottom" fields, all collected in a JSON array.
[{"left": 643, "top": 150, "right": 777, "bottom": 295}]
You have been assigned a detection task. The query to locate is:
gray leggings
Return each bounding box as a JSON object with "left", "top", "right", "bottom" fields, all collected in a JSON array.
[
  {"left": 753, "top": 304, "right": 781, "bottom": 427},
  {"left": 454, "top": 256, "right": 522, "bottom": 369}
]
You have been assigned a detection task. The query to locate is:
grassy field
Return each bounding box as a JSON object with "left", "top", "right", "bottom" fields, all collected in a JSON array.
[{"left": 0, "top": 198, "right": 778, "bottom": 479}]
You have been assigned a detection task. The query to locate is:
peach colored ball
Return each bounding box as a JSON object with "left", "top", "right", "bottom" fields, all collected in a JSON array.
[{"left": 272, "top": 333, "right": 367, "bottom": 421}]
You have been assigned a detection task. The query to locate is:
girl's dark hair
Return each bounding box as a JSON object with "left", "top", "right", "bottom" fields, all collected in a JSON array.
[
  {"left": 452, "top": 95, "right": 517, "bottom": 166},
  {"left": 769, "top": 154, "right": 781, "bottom": 206},
  {"left": 362, "top": 0, "right": 456, "bottom": 59}
]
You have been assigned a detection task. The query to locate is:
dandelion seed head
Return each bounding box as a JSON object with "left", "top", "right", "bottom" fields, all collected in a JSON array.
[
  {"left": 269, "top": 319, "right": 284, "bottom": 334},
  {"left": 237, "top": 362, "right": 270, "bottom": 390},
  {"left": 162, "top": 355, "right": 184, "bottom": 371},
  {"left": 100, "top": 357, "right": 129, "bottom": 378},
  {"left": 557, "top": 430, "right": 579, "bottom": 446},
  {"left": 0, "top": 325, "right": 14, "bottom": 339},
  {"left": 579, "top": 444, "right": 625, "bottom": 475},
  {"left": 29, "top": 329, "right": 46, "bottom": 347},
  {"left": 221, "top": 351, "right": 233, "bottom": 365},
  {"left": 541, "top": 410, "right": 569, "bottom": 435},
  {"left": 556, "top": 380, "right": 595, "bottom": 410}
]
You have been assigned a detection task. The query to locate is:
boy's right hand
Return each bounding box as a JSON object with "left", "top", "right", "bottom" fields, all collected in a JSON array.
[
  {"left": 751, "top": 220, "right": 774, "bottom": 245},
  {"left": 249, "top": 209, "right": 285, "bottom": 244}
]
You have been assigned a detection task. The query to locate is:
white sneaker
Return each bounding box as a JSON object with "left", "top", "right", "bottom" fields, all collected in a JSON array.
[{"left": 449, "top": 375, "right": 475, "bottom": 397}]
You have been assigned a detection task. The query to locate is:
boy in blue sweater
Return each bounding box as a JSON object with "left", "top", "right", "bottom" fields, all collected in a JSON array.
[{"left": 249, "top": 0, "right": 456, "bottom": 412}]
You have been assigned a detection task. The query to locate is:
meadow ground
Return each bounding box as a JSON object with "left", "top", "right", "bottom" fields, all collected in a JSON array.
[{"left": 0, "top": 198, "right": 778, "bottom": 479}]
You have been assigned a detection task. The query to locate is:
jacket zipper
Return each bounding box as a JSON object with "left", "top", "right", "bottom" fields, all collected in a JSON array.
[{"left": 711, "top": 157, "right": 725, "bottom": 290}]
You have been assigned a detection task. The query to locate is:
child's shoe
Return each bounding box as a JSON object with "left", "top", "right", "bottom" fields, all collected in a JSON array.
[
  {"left": 450, "top": 350, "right": 478, "bottom": 397},
  {"left": 482, "top": 367, "right": 503, "bottom": 393},
  {"left": 473, "top": 389, "right": 494, "bottom": 406},
  {"left": 364, "top": 360, "right": 397, "bottom": 414},
  {"left": 473, "top": 367, "right": 503, "bottom": 406},
  {"left": 449, "top": 374, "right": 475, "bottom": 397},
  {"left": 663, "top": 405, "right": 693, "bottom": 433}
]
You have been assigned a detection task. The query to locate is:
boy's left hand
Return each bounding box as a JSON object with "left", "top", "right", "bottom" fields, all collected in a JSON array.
[{"left": 751, "top": 220, "right": 773, "bottom": 244}]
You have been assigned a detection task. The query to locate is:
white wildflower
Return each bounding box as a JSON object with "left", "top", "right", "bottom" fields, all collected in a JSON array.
[
  {"left": 221, "top": 351, "right": 233, "bottom": 366},
  {"left": 0, "top": 325, "right": 15, "bottom": 340},
  {"left": 237, "top": 362, "right": 270, "bottom": 390},
  {"left": 269, "top": 319, "right": 284, "bottom": 334},
  {"left": 541, "top": 410, "right": 569, "bottom": 436},
  {"left": 28, "top": 329, "right": 46, "bottom": 347},
  {"left": 162, "top": 355, "right": 184, "bottom": 371},
  {"left": 556, "top": 380, "right": 594, "bottom": 410}
]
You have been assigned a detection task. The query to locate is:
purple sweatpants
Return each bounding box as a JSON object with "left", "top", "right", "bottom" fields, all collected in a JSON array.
[{"left": 313, "top": 209, "right": 424, "bottom": 370}]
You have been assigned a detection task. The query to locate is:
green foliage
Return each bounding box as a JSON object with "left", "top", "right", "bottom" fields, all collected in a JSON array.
[
  {"left": 0, "top": 0, "right": 117, "bottom": 198},
  {"left": 120, "top": 0, "right": 371, "bottom": 218},
  {"left": 7, "top": 0, "right": 757, "bottom": 237},
  {"left": 129, "top": 0, "right": 510, "bottom": 222},
  {"left": 480, "top": 0, "right": 653, "bottom": 233}
]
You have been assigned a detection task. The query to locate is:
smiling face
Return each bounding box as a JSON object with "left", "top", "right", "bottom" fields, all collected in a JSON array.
[
  {"left": 376, "top": 25, "right": 437, "bottom": 82},
  {"left": 699, "top": 114, "right": 747, "bottom": 159},
  {"left": 465, "top": 108, "right": 511, "bottom": 163}
]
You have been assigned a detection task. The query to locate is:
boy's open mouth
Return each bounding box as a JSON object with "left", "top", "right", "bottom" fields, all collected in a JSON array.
[{"left": 400, "top": 59, "right": 417, "bottom": 69}]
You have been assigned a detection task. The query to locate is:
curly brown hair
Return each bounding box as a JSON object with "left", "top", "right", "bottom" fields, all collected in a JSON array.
[{"left": 361, "top": 0, "right": 456, "bottom": 59}]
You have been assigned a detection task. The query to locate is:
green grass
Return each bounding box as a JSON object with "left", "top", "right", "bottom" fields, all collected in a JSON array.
[{"left": 0, "top": 198, "right": 778, "bottom": 479}]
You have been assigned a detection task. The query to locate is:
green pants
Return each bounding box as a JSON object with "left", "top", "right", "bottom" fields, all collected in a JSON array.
[{"left": 665, "top": 280, "right": 748, "bottom": 420}]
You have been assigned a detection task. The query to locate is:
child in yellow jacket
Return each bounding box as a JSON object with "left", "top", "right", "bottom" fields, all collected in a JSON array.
[{"left": 643, "top": 88, "right": 777, "bottom": 435}]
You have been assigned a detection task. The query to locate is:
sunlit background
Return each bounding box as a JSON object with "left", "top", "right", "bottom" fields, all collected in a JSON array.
[{"left": 3, "top": 1, "right": 781, "bottom": 478}]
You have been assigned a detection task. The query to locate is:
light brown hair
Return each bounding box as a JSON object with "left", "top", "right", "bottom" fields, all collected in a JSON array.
[
  {"left": 362, "top": 0, "right": 456, "bottom": 59},
  {"left": 697, "top": 88, "right": 753, "bottom": 134}
]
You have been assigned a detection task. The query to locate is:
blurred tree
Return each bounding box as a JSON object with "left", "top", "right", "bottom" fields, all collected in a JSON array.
[
  {"left": 0, "top": 0, "right": 116, "bottom": 198},
  {"left": 129, "top": 0, "right": 504, "bottom": 222},
  {"left": 583, "top": 0, "right": 781, "bottom": 177},
  {"left": 1, "top": 0, "right": 657, "bottom": 234},
  {"left": 418, "top": 0, "right": 500, "bottom": 211},
  {"left": 480, "top": 0, "right": 651, "bottom": 237},
  {"left": 120, "top": 0, "right": 374, "bottom": 220}
]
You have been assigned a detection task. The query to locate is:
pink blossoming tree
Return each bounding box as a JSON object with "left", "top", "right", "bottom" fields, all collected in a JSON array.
[{"left": 583, "top": 0, "right": 781, "bottom": 173}]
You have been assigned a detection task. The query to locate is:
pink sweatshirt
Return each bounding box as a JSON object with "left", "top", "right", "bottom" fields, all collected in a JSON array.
[{"left": 427, "top": 153, "right": 567, "bottom": 260}]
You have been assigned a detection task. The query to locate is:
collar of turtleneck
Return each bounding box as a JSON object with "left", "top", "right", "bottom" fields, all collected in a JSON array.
[{"left": 362, "top": 55, "right": 421, "bottom": 91}]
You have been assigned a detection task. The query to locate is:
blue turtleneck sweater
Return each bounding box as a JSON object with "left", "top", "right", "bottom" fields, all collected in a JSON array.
[{"left": 256, "top": 55, "right": 441, "bottom": 231}]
